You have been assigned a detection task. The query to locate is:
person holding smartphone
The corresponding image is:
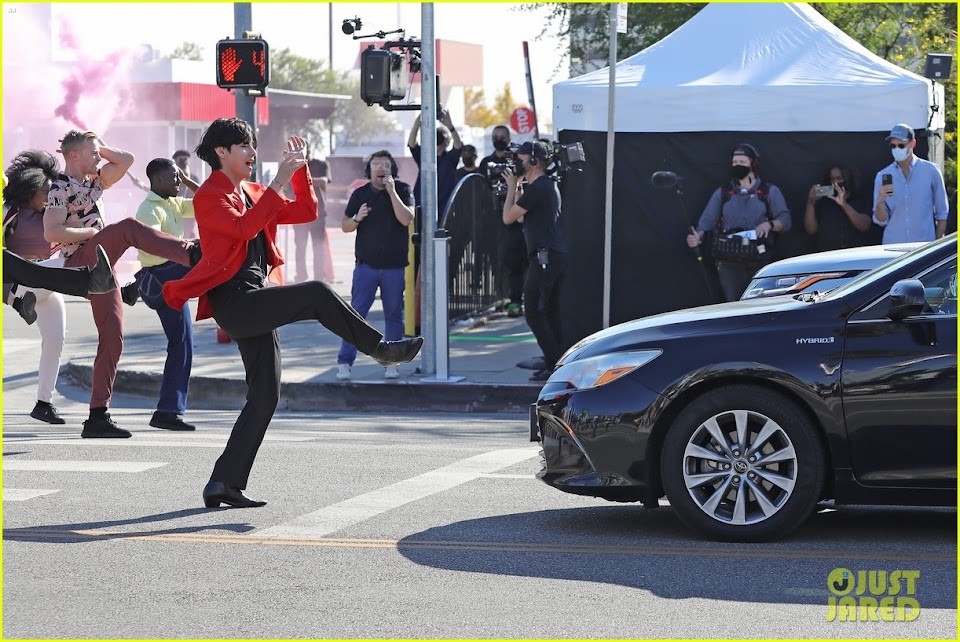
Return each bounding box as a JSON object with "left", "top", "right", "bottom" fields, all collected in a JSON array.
[
  {"left": 873, "top": 123, "right": 949, "bottom": 244},
  {"left": 803, "top": 164, "right": 872, "bottom": 252}
]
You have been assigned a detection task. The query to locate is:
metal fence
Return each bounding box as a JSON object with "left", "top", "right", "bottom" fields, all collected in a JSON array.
[{"left": 439, "top": 173, "right": 507, "bottom": 323}]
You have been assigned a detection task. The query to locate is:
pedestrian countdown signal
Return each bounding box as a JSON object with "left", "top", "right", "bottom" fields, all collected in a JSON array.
[{"left": 216, "top": 39, "right": 269, "bottom": 90}]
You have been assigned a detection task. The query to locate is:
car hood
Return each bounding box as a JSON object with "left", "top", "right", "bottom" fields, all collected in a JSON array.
[
  {"left": 752, "top": 243, "right": 923, "bottom": 278},
  {"left": 561, "top": 296, "right": 808, "bottom": 363}
]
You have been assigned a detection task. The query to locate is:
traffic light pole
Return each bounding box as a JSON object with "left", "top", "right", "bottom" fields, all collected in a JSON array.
[
  {"left": 235, "top": 2, "right": 257, "bottom": 178},
  {"left": 419, "top": 3, "right": 437, "bottom": 377}
]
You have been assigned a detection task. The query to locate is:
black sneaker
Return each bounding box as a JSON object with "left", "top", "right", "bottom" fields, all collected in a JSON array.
[
  {"left": 31, "top": 401, "right": 66, "bottom": 424},
  {"left": 87, "top": 245, "right": 117, "bottom": 295},
  {"left": 120, "top": 282, "right": 139, "bottom": 306},
  {"left": 529, "top": 368, "right": 553, "bottom": 383},
  {"left": 13, "top": 291, "right": 37, "bottom": 325},
  {"left": 149, "top": 411, "right": 196, "bottom": 431},
  {"left": 81, "top": 416, "right": 132, "bottom": 438},
  {"left": 372, "top": 336, "right": 424, "bottom": 366}
]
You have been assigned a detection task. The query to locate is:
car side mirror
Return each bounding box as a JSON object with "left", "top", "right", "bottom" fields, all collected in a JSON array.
[{"left": 887, "top": 279, "right": 926, "bottom": 321}]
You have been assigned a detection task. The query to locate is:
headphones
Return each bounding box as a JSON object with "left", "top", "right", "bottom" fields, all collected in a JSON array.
[{"left": 363, "top": 153, "right": 399, "bottom": 180}]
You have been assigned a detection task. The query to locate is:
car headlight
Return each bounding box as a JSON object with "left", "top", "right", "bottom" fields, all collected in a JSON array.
[{"left": 546, "top": 350, "right": 662, "bottom": 390}]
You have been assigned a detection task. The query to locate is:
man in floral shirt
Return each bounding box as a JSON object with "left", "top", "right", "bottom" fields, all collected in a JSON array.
[{"left": 44, "top": 130, "right": 199, "bottom": 438}]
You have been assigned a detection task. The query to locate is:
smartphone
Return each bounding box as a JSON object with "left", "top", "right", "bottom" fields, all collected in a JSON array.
[
  {"left": 882, "top": 174, "right": 893, "bottom": 186},
  {"left": 815, "top": 185, "right": 836, "bottom": 197}
]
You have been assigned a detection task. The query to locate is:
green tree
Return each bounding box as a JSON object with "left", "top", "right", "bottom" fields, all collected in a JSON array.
[
  {"left": 522, "top": 3, "right": 704, "bottom": 77},
  {"left": 464, "top": 87, "right": 497, "bottom": 128},
  {"left": 165, "top": 41, "right": 204, "bottom": 61},
  {"left": 492, "top": 82, "right": 521, "bottom": 124},
  {"left": 811, "top": 3, "right": 957, "bottom": 189}
]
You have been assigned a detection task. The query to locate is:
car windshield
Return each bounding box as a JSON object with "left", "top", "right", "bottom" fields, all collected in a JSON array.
[{"left": 819, "top": 235, "right": 955, "bottom": 302}]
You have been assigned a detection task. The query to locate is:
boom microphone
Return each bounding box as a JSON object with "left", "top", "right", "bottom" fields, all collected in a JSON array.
[{"left": 651, "top": 171, "right": 682, "bottom": 190}]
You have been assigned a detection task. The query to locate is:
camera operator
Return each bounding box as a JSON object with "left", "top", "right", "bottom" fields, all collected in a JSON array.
[
  {"left": 502, "top": 141, "right": 566, "bottom": 383},
  {"left": 480, "top": 125, "right": 526, "bottom": 317}
]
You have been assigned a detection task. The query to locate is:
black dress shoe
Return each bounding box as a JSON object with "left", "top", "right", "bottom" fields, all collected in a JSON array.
[
  {"left": 31, "top": 401, "right": 65, "bottom": 424},
  {"left": 187, "top": 239, "right": 203, "bottom": 267},
  {"left": 371, "top": 336, "right": 424, "bottom": 366},
  {"left": 81, "top": 415, "right": 132, "bottom": 438},
  {"left": 13, "top": 291, "right": 37, "bottom": 325},
  {"left": 203, "top": 481, "right": 266, "bottom": 508},
  {"left": 150, "top": 411, "right": 196, "bottom": 431},
  {"left": 120, "top": 281, "right": 139, "bottom": 306},
  {"left": 87, "top": 245, "right": 117, "bottom": 295}
]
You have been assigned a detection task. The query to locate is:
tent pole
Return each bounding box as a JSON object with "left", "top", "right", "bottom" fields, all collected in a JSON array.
[{"left": 603, "top": 3, "right": 617, "bottom": 329}]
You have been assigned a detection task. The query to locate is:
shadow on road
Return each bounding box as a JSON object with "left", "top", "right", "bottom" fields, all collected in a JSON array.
[{"left": 396, "top": 504, "right": 956, "bottom": 607}]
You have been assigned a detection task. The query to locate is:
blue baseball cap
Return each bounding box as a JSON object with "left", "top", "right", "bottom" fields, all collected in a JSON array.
[{"left": 886, "top": 124, "right": 915, "bottom": 141}]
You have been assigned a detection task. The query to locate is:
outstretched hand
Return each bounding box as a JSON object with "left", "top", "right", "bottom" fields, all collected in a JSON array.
[{"left": 274, "top": 135, "right": 308, "bottom": 186}]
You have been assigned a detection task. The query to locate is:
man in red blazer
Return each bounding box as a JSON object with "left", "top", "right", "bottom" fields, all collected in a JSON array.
[{"left": 164, "top": 118, "right": 423, "bottom": 509}]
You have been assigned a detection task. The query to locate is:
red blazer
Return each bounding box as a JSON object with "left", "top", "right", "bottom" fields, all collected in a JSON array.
[{"left": 162, "top": 166, "right": 317, "bottom": 320}]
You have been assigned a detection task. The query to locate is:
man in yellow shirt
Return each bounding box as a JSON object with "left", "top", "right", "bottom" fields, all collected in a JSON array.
[{"left": 135, "top": 158, "right": 201, "bottom": 431}]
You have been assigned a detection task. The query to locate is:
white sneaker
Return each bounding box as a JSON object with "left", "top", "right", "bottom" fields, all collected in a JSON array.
[
  {"left": 336, "top": 364, "right": 352, "bottom": 380},
  {"left": 384, "top": 366, "right": 400, "bottom": 379}
]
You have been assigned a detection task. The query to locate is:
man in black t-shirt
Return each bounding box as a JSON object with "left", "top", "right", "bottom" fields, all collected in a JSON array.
[
  {"left": 803, "top": 165, "right": 873, "bottom": 252},
  {"left": 338, "top": 150, "right": 416, "bottom": 380},
  {"left": 480, "top": 125, "right": 526, "bottom": 316},
  {"left": 502, "top": 141, "right": 567, "bottom": 382}
]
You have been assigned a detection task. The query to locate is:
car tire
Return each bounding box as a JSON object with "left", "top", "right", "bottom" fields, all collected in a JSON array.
[{"left": 661, "top": 385, "right": 824, "bottom": 542}]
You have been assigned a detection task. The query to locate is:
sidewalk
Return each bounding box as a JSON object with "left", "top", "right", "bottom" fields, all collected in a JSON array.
[{"left": 66, "top": 227, "right": 545, "bottom": 414}]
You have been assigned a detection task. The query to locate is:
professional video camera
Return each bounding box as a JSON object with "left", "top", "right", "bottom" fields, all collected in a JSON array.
[
  {"left": 343, "top": 16, "right": 424, "bottom": 111},
  {"left": 544, "top": 141, "right": 586, "bottom": 179}
]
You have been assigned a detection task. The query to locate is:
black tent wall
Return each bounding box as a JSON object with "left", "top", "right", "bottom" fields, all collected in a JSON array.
[{"left": 556, "top": 128, "right": 931, "bottom": 348}]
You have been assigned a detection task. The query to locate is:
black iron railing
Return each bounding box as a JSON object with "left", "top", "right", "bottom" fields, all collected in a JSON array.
[{"left": 439, "top": 174, "right": 507, "bottom": 323}]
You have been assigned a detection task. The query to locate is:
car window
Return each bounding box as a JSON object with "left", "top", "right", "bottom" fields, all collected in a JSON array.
[
  {"left": 851, "top": 256, "right": 957, "bottom": 320},
  {"left": 821, "top": 236, "right": 952, "bottom": 302}
]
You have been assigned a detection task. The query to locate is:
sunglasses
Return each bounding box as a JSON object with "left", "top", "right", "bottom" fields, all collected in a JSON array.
[{"left": 889, "top": 143, "right": 909, "bottom": 149}]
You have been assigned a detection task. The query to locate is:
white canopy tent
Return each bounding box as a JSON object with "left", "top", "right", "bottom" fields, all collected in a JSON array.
[{"left": 553, "top": 2, "right": 944, "bottom": 137}]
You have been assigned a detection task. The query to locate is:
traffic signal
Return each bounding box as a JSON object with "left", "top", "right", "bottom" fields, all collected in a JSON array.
[
  {"left": 216, "top": 39, "right": 269, "bottom": 90},
  {"left": 360, "top": 47, "right": 408, "bottom": 106}
]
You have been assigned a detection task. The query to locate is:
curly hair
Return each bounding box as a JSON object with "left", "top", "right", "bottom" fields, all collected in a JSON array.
[
  {"left": 3, "top": 150, "right": 60, "bottom": 209},
  {"left": 195, "top": 118, "right": 257, "bottom": 171}
]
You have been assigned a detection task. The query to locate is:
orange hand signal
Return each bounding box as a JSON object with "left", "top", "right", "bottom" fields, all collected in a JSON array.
[{"left": 220, "top": 47, "right": 242, "bottom": 83}]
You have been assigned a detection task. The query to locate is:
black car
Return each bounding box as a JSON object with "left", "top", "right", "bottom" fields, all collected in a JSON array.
[{"left": 532, "top": 234, "right": 957, "bottom": 542}]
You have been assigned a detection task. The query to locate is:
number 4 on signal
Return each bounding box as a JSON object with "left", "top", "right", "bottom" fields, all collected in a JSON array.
[{"left": 216, "top": 39, "right": 269, "bottom": 90}]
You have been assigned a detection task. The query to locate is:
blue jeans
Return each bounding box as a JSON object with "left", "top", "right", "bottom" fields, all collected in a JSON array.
[
  {"left": 337, "top": 263, "right": 405, "bottom": 365},
  {"left": 135, "top": 261, "right": 193, "bottom": 415}
]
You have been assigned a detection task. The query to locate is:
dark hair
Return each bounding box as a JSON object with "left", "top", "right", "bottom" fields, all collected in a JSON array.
[
  {"left": 731, "top": 142, "right": 760, "bottom": 172},
  {"left": 308, "top": 158, "right": 328, "bottom": 178},
  {"left": 195, "top": 118, "right": 257, "bottom": 170},
  {"left": 823, "top": 164, "right": 860, "bottom": 197},
  {"left": 492, "top": 125, "right": 510, "bottom": 137},
  {"left": 461, "top": 145, "right": 477, "bottom": 154},
  {"left": 172, "top": 150, "right": 191, "bottom": 160},
  {"left": 146, "top": 157, "right": 175, "bottom": 182},
  {"left": 3, "top": 149, "right": 60, "bottom": 208},
  {"left": 363, "top": 150, "right": 399, "bottom": 179}
]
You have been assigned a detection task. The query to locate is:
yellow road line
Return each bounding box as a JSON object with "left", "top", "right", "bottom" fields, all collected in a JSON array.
[{"left": 4, "top": 529, "right": 955, "bottom": 562}]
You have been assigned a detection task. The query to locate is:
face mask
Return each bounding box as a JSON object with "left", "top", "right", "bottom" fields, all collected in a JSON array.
[
  {"left": 463, "top": 155, "right": 477, "bottom": 165},
  {"left": 493, "top": 139, "right": 509, "bottom": 152},
  {"left": 891, "top": 147, "right": 909, "bottom": 162},
  {"left": 732, "top": 164, "right": 751, "bottom": 180}
]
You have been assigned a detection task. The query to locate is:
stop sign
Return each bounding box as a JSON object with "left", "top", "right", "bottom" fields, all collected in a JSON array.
[{"left": 510, "top": 107, "right": 537, "bottom": 135}]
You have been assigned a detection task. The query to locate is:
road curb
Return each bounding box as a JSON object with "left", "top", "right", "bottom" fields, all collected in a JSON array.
[{"left": 66, "top": 362, "right": 539, "bottom": 414}]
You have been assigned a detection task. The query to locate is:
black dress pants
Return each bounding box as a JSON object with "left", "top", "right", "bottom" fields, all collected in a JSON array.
[
  {"left": 3, "top": 249, "right": 88, "bottom": 297},
  {"left": 523, "top": 250, "right": 567, "bottom": 370},
  {"left": 209, "top": 281, "right": 384, "bottom": 488}
]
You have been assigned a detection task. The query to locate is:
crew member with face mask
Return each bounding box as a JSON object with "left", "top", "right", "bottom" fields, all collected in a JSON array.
[
  {"left": 873, "top": 123, "right": 949, "bottom": 244},
  {"left": 687, "top": 143, "right": 791, "bottom": 302}
]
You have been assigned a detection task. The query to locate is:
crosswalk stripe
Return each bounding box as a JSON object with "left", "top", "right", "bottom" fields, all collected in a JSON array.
[
  {"left": 3, "top": 460, "right": 167, "bottom": 473},
  {"left": 3, "top": 489, "right": 60, "bottom": 501},
  {"left": 257, "top": 447, "right": 539, "bottom": 538}
]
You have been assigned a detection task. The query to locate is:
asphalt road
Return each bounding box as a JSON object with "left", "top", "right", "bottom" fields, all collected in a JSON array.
[{"left": 3, "top": 304, "right": 956, "bottom": 639}]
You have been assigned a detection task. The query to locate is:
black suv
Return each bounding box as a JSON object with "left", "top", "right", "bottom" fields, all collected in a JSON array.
[{"left": 532, "top": 234, "right": 957, "bottom": 541}]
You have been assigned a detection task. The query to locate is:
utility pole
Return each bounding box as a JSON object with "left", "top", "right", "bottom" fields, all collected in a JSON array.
[
  {"left": 235, "top": 3, "right": 257, "bottom": 177},
  {"left": 419, "top": 3, "right": 438, "bottom": 376}
]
